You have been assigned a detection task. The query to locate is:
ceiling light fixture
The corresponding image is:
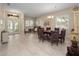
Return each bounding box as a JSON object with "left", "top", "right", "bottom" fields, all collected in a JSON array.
[
  {"left": 47, "top": 16, "right": 51, "bottom": 18},
  {"left": 47, "top": 16, "right": 54, "bottom": 19}
]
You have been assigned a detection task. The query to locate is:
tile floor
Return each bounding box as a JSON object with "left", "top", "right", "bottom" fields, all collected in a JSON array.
[{"left": 0, "top": 33, "right": 71, "bottom": 56}]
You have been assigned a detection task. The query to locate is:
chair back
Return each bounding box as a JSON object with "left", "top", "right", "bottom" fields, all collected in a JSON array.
[
  {"left": 60, "top": 29, "right": 66, "bottom": 37},
  {"left": 55, "top": 28, "right": 59, "bottom": 34},
  {"left": 54, "top": 31, "right": 59, "bottom": 39}
]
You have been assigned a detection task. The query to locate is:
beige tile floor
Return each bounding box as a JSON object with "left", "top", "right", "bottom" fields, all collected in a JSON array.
[{"left": 0, "top": 33, "right": 71, "bottom": 56}]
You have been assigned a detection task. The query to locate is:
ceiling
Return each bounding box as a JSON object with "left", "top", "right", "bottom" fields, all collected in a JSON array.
[{"left": 5, "top": 3, "right": 78, "bottom": 17}]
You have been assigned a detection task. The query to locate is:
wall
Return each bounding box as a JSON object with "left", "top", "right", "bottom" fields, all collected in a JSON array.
[
  {"left": 0, "top": 5, "right": 24, "bottom": 43},
  {"left": 36, "top": 8, "right": 74, "bottom": 37},
  {"left": 24, "top": 15, "right": 35, "bottom": 29},
  {"left": 0, "top": 5, "right": 6, "bottom": 31},
  {"left": 0, "top": 5, "right": 6, "bottom": 43},
  {"left": 73, "top": 10, "right": 79, "bottom": 33},
  {"left": 5, "top": 9, "right": 24, "bottom": 34}
]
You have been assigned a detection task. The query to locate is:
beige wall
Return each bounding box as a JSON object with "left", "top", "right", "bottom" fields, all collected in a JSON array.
[
  {"left": 0, "top": 5, "right": 6, "bottom": 42},
  {"left": 24, "top": 16, "right": 35, "bottom": 29},
  {"left": 0, "top": 5, "right": 6, "bottom": 31},
  {"left": 0, "top": 4, "right": 77, "bottom": 41},
  {"left": 0, "top": 5, "right": 24, "bottom": 42},
  {"left": 35, "top": 8, "right": 75, "bottom": 39},
  {"left": 36, "top": 8, "right": 74, "bottom": 32},
  {"left": 70, "top": 10, "right": 79, "bottom": 42},
  {"left": 73, "top": 10, "right": 79, "bottom": 33}
]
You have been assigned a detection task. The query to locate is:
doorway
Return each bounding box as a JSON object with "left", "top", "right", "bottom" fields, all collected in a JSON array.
[{"left": 7, "top": 18, "right": 19, "bottom": 34}]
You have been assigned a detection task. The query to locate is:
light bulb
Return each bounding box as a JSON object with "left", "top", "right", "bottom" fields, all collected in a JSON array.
[{"left": 52, "top": 16, "right": 54, "bottom": 18}]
